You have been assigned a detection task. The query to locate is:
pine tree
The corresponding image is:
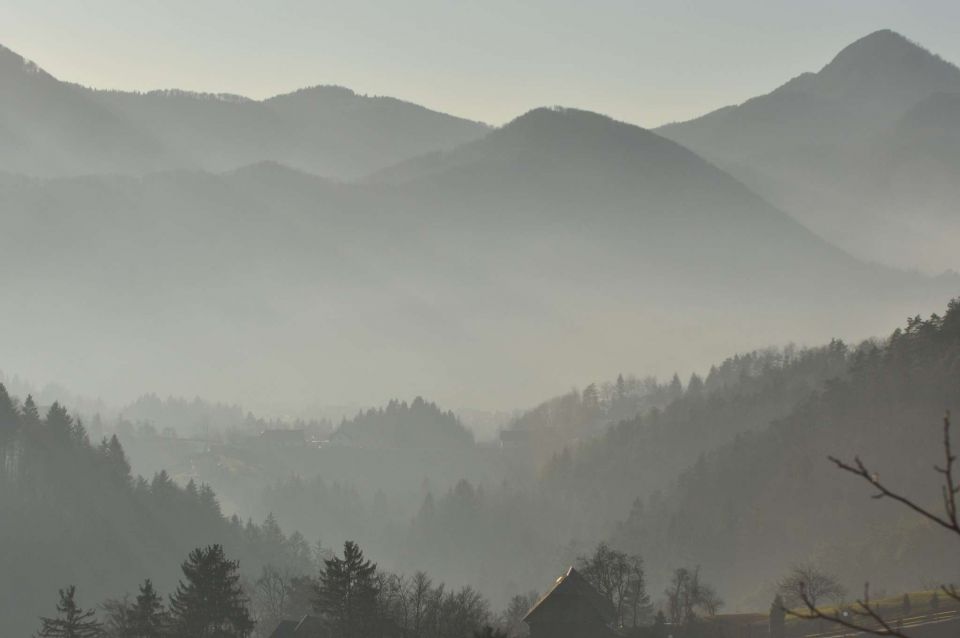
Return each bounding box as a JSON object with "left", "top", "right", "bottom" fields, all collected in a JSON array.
[
  {"left": 0, "top": 382, "right": 18, "bottom": 480},
  {"left": 615, "top": 374, "right": 626, "bottom": 401},
  {"left": 98, "top": 435, "right": 131, "bottom": 486},
  {"left": 22, "top": 395, "right": 41, "bottom": 428},
  {"left": 315, "top": 541, "right": 380, "bottom": 638},
  {"left": 45, "top": 403, "right": 74, "bottom": 443},
  {"left": 71, "top": 418, "right": 90, "bottom": 447},
  {"left": 36, "top": 585, "right": 103, "bottom": 638},
  {"left": 168, "top": 545, "right": 254, "bottom": 638},
  {"left": 668, "top": 374, "right": 683, "bottom": 400},
  {"left": 582, "top": 383, "right": 601, "bottom": 416},
  {"left": 0, "top": 382, "right": 18, "bottom": 438},
  {"left": 131, "top": 579, "right": 167, "bottom": 638}
]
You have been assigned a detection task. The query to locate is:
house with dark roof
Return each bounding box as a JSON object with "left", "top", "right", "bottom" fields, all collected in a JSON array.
[
  {"left": 523, "top": 566, "right": 618, "bottom": 638},
  {"left": 268, "top": 614, "right": 330, "bottom": 638}
]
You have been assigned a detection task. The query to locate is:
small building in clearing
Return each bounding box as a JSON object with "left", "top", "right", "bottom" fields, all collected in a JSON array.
[{"left": 523, "top": 566, "right": 618, "bottom": 638}]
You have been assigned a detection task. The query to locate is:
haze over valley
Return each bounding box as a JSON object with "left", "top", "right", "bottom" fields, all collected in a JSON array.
[{"left": 2, "top": 10, "right": 960, "bottom": 638}]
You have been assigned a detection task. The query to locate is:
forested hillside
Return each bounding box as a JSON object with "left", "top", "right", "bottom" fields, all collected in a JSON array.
[
  {"left": 607, "top": 301, "right": 960, "bottom": 608},
  {"left": 539, "top": 340, "right": 853, "bottom": 530},
  {"left": 331, "top": 397, "right": 474, "bottom": 448},
  {"left": 0, "top": 390, "right": 306, "bottom": 637}
]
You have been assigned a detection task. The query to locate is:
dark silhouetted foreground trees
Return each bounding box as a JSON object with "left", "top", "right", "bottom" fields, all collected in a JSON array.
[
  {"left": 169, "top": 544, "right": 255, "bottom": 637},
  {"left": 36, "top": 586, "right": 103, "bottom": 638}
]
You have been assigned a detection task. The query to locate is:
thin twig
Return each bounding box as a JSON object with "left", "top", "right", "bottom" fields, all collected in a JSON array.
[
  {"left": 827, "top": 413, "right": 960, "bottom": 537},
  {"left": 785, "top": 584, "right": 910, "bottom": 638}
]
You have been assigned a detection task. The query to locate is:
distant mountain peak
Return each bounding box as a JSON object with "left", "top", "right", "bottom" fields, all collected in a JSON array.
[
  {"left": 820, "top": 29, "right": 960, "bottom": 85},
  {"left": 825, "top": 29, "right": 942, "bottom": 71},
  {"left": 494, "top": 107, "right": 661, "bottom": 150}
]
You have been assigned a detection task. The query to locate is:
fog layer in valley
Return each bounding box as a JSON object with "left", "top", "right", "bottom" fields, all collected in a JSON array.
[{"left": 2, "top": 24, "right": 960, "bottom": 638}]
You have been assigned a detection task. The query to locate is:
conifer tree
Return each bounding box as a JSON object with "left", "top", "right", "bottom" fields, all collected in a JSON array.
[
  {"left": 168, "top": 545, "right": 254, "bottom": 638},
  {"left": 0, "top": 382, "right": 18, "bottom": 437},
  {"left": 130, "top": 579, "right": 167, "bottom": 638},
  {"left": 45, "top": 403, "right": 74, "bottom": 443},
  {"left": 36, "top": 585, "right": 103, "bottom": 638},
  {"left": 98, "top": 435, "right": 131, "bottom": 486},
  {"left": 22, "top": 395, "right": 41, "bottom": 428},
  {"left": 0, "top": 382, "right": 17, "bottom": 480},
  {"left": 315, "top": 541, "right": 380, "bottom": 638}
]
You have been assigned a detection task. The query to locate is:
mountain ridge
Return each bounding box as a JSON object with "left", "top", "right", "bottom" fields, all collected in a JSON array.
[
  {"left": 657, "top": 29, "right": 960, "bottom": 273},
  {"left": 0, "top": 41, "right": 489, "bottom": 179}
]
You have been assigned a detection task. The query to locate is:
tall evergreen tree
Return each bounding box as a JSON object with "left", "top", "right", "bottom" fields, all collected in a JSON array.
[
  {"left": 131, "top": 579, "right": 167, "bottom": 638},
  {"left": 0, "top": 382, "right": 18, "bottom": 437},
  {"left": 98, "top": 435, "right": 131, "bottom": 486},
  {"left": 0, "top": 382, "right": 17, "bottom": 480},
  {"left": 22, "top": 394, "right": 41, "bottom": 428},
  {"left": 45, "top": 403, "right": 73, "bottom": 442},
  {"left": 315, "top": 541, "right": 380, "bottom": 638},
  {"left": 168, "top": 545, "right": 254, "bottom": 638},
  {"left": 36, "top": 585, "right": 103, "bottom": 638}
]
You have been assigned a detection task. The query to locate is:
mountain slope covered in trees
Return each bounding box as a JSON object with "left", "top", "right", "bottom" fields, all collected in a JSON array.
[
  {"left": 0, "top": 390, "right": 307, "bottom": 637},
  {"left": 545, "top": 300, "right": 960, "bottom": 609}
]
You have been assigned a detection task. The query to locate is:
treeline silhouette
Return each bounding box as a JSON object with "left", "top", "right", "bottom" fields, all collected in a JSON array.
[
  {"left": 33, "top": 539, "right": 514, "bottom": 638},
  {"left": 0, "top": 392, "right": 307, "bottom": 637},
  {"left": 331, "top": 397, "right": 474, "bottom": 448},
  {"left": 607, "top": 300, "right": 960, "bottom": 603}
]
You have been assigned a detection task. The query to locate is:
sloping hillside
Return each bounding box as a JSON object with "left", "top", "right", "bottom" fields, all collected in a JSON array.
[
  {"left": 659, "top": 30, "right": 960, "bottom": 272},
  {"left": 606, "top": 301, "right": 960, "bottom": 609},
  {"left": 0, "top": 107, "right": 952, "bottom": 411},
  {"left": 0, "top": 42, "right": 488, "bottom": 178}
]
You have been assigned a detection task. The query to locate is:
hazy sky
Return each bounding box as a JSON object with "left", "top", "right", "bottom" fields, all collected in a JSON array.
[{"left": 1, "top": 0, "right": 958, "bottom": 127}]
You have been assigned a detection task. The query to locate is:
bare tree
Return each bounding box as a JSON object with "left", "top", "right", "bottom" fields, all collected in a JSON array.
[
  {"left": 500, "top": 592, "right": 537, "bottom": 638},
  {"left": 577, "top": 543, "right": 650, "bottom": 628},
  {"left": 777, "top": 563, "right": 846, "bottom": 608},
  {"left": 405, "top": 571, "right": 434, "bottom": 638},
  {"left": 252, "top": 565, "right": 293, "bottom": 635},
  {"left": 788, "top": 412, "right": 960, "bottom": 637},
  {"left": 664, "top": 566, "right": 722, "bottom": 627}
]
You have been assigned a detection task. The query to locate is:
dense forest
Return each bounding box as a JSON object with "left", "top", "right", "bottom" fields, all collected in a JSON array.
[
  {"left": 0, "top": 392, "right": 309, "bottom": 636},
  {"left": 609, "top": 301, "right": 960, "bottom": 607},
  {"left": 10, "top": 298, "right": 960, "bottom": 634}
]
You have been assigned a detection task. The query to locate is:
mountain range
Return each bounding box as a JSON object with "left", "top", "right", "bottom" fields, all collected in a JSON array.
[
  {"left": 660, "top": 29, "right": 960, "bottom": 273},
  {"left": 0, "top": 32, "right": 957, "bottom": 411},
  {"left": 0, "top": 43, "right": 488, "bottom": 178}
]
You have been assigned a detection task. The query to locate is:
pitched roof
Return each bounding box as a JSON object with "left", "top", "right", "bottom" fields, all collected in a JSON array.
[
  {"left": 523, "top": 566, "right": 616, "bottom": 625},
  {"left": 268, "top": 615, "right": 328, "bottom": 638},
  {"left": 268, "top": 620, "right": 297, "bottom": 638},
  {"left": 293, "top": 615, "right": 328, "bottom": 637}
]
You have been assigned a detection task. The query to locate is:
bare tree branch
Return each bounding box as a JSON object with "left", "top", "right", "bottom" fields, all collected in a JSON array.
[
  {"left": 827, "top": 413, "right": 959, "bottom": 537},
  {"left": 785, "top": 583, "right": 910, "bottom": 638},
  {"left": 802, "top": 413, "right": 960, "bottom": 638}
]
